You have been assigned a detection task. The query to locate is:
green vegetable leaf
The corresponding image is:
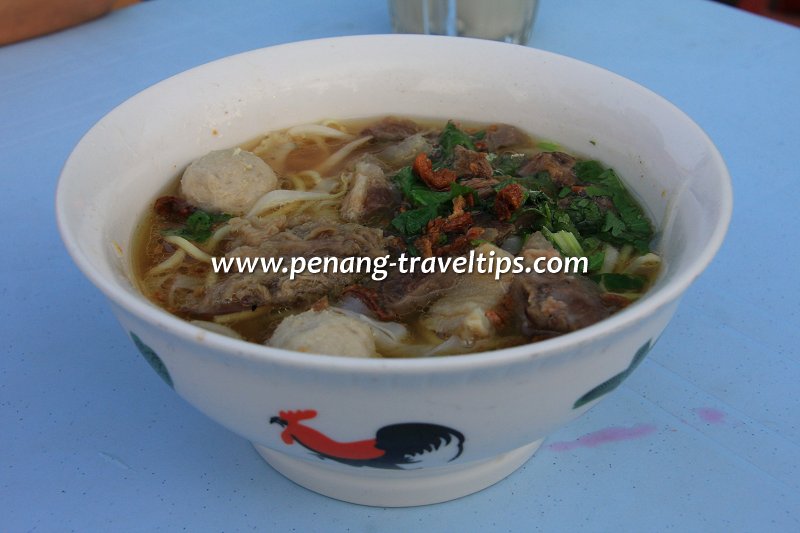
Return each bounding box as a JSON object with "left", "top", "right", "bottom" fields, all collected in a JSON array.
[
  {"left": 587, "top": 251, "right": 605, "bottom": 272},
  {"left": 543, "top": 228, "right": 584, "bottom": 257},
  {"left": 389, "top": 172, "right": 475, "bottom": 236},
  {"left": 583, "top": 185, "right": 611, "bottom": 197},
  {"left": 515, "top": 172, "right": 559, "bottom": 197},
  {"left": 438, "top": 121, "right": 475, "bottom": 161},
  {"left": 449, "top": 181, "right": 476, "bottom": 201},
  {"left": 537, "top": 140, "right": 561, "bottom": 152},
  {"left": 573, "top": 160, "right": 607, "bottom": 182},
  {"left": 552, "top": 209, "right": 578, "bottom": 234},
  {"left": 491, "top": 152, "right": 527, "bottom": 176},
  {"left": 391, "top": 205, "right": 439, "bottom": 236},
  {"left": 563, "top": 197, "right": 605, "bottom": 234},
  {"left": 591, "top": 273, "right": 647, "bottom": 293},
  {"left": 573, "top": 161, "right": 653, "bottom": 252},
  {"left": 393, "top": 166, "right": 417, "bottom": 199},
  {"left": 164, "top": 210, "right": 230, "bottom": 242},
  {"left": 393, "top": 167, "right": 475, "bottom": 208},
  {"left": 602, "top": 211, "right": 627, "bottom": 237}
]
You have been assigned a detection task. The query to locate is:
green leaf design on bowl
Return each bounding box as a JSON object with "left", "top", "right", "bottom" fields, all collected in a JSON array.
[
  {"left": 130, "top": 332, "right": 174, "bottom": 389},
  {"left": 573, "top": 339, "right": 653, "bottom": 409}
]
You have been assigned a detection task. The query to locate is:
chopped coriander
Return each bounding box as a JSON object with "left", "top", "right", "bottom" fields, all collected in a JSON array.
[{"left": 574, "top": 161, "right": 653, "bottom": 252}]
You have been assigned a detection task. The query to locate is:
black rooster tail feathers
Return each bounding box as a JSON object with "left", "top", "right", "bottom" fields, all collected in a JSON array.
[{"left": 374, "top": 423, "right": 465, "bottom": 468}]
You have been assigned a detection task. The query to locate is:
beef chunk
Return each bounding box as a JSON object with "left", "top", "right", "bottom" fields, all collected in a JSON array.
[
  {"left": 518, "top": 151, "right": 577, "bottom": 187},
  {"left": 453, "top": 145, "right": 493, "bottom": 179},
  {"left": 483, "top": 124, "right": 526, "bottom": 151},
  {"left": 361, "top": 116, "right": 420, "bottom": 141},
  {"left": 511, "top": 273, "right": 612, "bottom": 335},
  {"left": 340, "top": 156, "right": 400, "bottom": 223}
]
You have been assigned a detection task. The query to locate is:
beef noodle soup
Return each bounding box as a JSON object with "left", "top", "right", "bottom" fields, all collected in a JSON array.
[{"left": 135, "top": 117, "right": 661, "bottom": 357}]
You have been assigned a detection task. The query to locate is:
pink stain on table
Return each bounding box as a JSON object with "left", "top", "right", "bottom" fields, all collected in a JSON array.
[
  {"left": 547, "top": 423, "right": 657, "bottom": 452},
  {"left": 695, "top": 407, "right": 726, "bottom": 424}
]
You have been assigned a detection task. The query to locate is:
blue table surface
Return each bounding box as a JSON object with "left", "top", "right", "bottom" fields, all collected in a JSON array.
[{"left": 2, "top": 0, "right": 798, "bottom": 530}]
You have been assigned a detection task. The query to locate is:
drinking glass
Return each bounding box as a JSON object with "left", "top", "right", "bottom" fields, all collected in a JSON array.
[{"left": 389, "top": 0, "right": 539, "bottom": 45}]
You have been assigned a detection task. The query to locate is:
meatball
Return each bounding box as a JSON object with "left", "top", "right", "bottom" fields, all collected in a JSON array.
[
  {"left": 180, "top": 148, "right": 277, "bottom": 215},
  {"left": 269, "top": 309, "right": 376, "bottom": 358}
]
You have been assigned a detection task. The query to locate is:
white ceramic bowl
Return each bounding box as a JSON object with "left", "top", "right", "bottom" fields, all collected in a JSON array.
[{"left": 56, "top": 35, "right": 732, "bottom": 507}]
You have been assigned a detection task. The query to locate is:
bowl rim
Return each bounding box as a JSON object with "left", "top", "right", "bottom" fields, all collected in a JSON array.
[{"left": 56, "top": 34, "right": 733, "bottom": 374}]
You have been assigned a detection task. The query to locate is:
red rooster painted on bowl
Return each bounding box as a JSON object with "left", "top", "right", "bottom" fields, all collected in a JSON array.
[{"left": 269, "top": 410, "right": 465, "bottom": 470}]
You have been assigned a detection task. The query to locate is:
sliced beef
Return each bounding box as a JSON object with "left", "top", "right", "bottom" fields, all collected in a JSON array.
[
  {"left": 379, "top": 270, "right": 459, "bottom": 318},
  {"left": 518, "top": 151, "right": 577, "bottom": 188},
  {"left": 483, "top": 124, "right": 526, "bottom": 151},
  {"left": 201, "top": 271, "right": 357, "bottom": 316},
  {"left": 452, "top": 145, "right": 493, "bottom": 179},
  {"left": 227, "top": 220, "right": 386, "bottom": 260},
  {"left": 361, "top": 116, "right": 420, "bottom": 141},
  {"left": 189, "top": 221, "right": 386, "bottom": 315},
  {"left": 223, "top": 214, "right": 290, "bottom": 250},
  {"left": 510, "top": 273, "right": 612, "bottom": 335}
]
